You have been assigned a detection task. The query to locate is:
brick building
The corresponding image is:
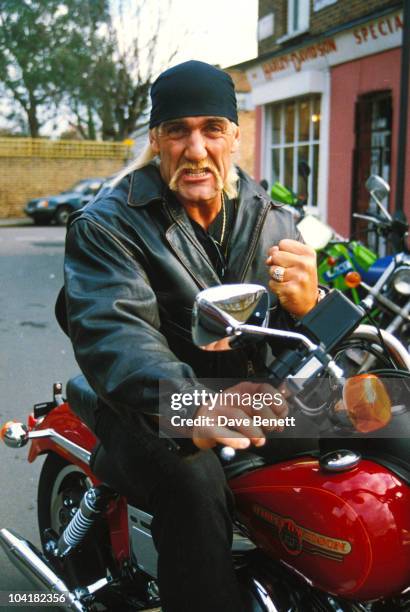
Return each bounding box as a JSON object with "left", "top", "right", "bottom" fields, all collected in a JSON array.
[
  {"left": 229, "top": 0, "right": 409, "bottom": 240},
  {"left": 225, "top": 68, "right": 256, "bottom": 176}
]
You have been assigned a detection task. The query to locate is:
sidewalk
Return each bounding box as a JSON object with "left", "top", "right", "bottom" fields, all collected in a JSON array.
[{"left": 0, "top": 217, "right": 33, "bottom": 227}]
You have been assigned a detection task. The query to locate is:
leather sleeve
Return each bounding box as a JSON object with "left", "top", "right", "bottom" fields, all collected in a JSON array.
[{"left": 64, "top": 217, "right": 199, "bottom": 422}]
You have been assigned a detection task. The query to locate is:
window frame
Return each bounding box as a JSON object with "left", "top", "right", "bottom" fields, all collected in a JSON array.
[
  {"left": 267, "top": 94, "right": 321, "bottom": 208},
  {"left": 277, "top": 0, "right": 310, "bottom": 43}
]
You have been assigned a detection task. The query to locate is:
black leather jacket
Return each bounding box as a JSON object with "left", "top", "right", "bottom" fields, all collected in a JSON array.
[{"left": 64, "top": 163, "right": 301, "bottom": 426}]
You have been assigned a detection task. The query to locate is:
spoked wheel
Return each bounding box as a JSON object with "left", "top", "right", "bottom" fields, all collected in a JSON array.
[
  {"left": 332, "top": 324, "right": 410, "bottom": 376},
  {"left": 38, "top": 453, "right": 113, "bottom": 590},
  {"left": 397, "top": 322, "right": 410, "bottom": 354},
  {"left": 292, "top": 325, "right": 410, "bottom": 427}
]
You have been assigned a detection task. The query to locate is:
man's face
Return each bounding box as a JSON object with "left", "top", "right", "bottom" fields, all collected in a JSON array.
[{"left": 149, "top": 116, "right": 240, "bottom": 205}]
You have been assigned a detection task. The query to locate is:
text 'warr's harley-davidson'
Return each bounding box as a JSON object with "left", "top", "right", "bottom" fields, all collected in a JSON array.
[{"left": 0, "top": 285, "right": 409, "bottom": 611}]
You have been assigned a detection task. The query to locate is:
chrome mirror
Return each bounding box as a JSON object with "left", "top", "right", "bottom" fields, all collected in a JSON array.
[
  {"left": 365, "top": 175, "right": 391, "bottom": 220},
  {"left": 365, "top": 174, "right": 390, "bottom": 199},
  {"left": 192, "top": 284, "right": 269, "bottom": 351}
]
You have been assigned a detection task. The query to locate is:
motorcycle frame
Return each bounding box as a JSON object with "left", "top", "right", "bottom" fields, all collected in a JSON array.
[{"left": 26, "top": 400, "right": 410, "bottom": 604}]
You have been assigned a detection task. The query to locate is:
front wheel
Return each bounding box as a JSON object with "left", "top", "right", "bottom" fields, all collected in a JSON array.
[{"left": 37, "top": 453, "right": 112, "bottom": 589}]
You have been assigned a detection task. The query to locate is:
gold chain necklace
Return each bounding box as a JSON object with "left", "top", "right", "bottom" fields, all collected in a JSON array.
[{"left": 219, "top": 192, "right": 226, "bottom": 246}]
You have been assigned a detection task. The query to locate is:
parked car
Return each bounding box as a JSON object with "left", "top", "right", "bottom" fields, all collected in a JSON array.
[{"left": 24, "top": 177, "right": 105, "bottom": 226}]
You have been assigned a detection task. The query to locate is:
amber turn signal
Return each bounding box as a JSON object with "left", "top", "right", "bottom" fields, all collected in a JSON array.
[
  {"left": 344, "top": 271, "right": 362, "bottom": 288},
  {"left": 343, "top": 374, "right": 392, "bottom": 433},
  {"left": 0, "top": 421, "right": 15, "bottom": 441}
]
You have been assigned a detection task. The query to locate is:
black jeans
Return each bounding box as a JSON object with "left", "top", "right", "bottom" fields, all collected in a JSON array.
[{"left": 94, "top": 409, "right": 245, "bottom": 612}]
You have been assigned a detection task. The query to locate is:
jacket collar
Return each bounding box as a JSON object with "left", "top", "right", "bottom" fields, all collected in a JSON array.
[
  {"left": 127, "top": 162, "right": 166, "bottom": 207},
  {"left": 126, "top": 162, "right": 271, "bottom": 287}
]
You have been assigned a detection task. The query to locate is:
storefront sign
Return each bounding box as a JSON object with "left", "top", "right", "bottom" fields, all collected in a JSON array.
[
  {"left": 353, "top": 13, "right": 403, "bottom": 45},
  {"left": 249, "top": 11, "right": 403, "bottom": 86},
  {"left": 262, "top": 38, "right": 337, "bottom": 77}
]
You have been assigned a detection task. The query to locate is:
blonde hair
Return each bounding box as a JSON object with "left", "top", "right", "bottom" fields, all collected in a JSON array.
[{"left": 111, "top": 123, "right": 240, "bottom": 199}]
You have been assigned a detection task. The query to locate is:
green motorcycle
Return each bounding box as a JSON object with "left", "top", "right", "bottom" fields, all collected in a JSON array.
[{"left": 269, "top": 167, "right": 378, "bottom": 306}]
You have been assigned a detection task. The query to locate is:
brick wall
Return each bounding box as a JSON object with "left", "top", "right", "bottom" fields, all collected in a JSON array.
[
  {"left": 0, "top": 158, "right": 125, "bottom": 218},
  {"left": 236, "top": 110, "right": 255, "bottom": 176},
  {"left": 310, "top": 0, "right": 399, "bottom": 35},
  {"left": 258, "top": 0, "right": 285, "bottom": 55},
  {"left": 227, "top": 69, "right": 256, "bottom": 177},
  {"left": 258, "top": 0, "right": 400, "bottom": 56}
]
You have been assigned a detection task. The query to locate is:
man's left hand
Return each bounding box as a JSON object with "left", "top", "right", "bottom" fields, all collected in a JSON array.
[{"left": 266, "top": 239, "right": 318, "bottom": 318}]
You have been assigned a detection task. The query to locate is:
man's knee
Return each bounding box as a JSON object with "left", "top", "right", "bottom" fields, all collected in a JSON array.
[
  {"left": 179, "top": 450, "right": 226, "bottom": 493},
  {"left": 156, "top": 449, "right": 232, "bottom": 513}
]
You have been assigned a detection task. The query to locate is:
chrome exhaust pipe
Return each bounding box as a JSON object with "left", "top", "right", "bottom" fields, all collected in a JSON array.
[{"left": 0, "top": 528, "right": 87, "bottom": 611}]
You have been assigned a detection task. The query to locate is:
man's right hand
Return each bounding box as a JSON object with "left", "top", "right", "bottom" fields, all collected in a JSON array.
[{"left": 192, "top": 381, "right": 288, "bottom": 450}]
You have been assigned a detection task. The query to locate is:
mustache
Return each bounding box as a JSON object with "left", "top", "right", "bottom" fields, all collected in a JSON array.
[{"left": 169, "top": 160, "right": 223, "bottom": 191}]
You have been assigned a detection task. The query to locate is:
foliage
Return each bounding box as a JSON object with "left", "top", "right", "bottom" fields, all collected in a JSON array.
[
  {"left": 0, "top": 0, "right": 176, "bottom": 140},
  {"left": 0, "top": 0, "right": 110, "bottom": 137},
  {"left": 62, "top": 0, "right": 177, "bottom": 141}
]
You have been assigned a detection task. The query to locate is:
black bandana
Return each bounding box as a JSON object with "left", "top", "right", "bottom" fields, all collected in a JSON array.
[{"left": 149, "top": 60, "right": 238, "bottom": 129}]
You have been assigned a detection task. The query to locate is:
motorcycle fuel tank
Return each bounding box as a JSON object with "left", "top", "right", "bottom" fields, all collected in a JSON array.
[{"left": 230, "top": 456, "right": 410, "bottom": 601}]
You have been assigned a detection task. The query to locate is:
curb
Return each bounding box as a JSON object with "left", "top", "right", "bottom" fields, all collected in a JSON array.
[{"left": 0, "top": 218, "right": 33, "bottom": 227}]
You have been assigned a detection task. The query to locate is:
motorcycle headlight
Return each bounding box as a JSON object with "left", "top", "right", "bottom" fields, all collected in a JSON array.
[
  {"left": 392, "top": 268, "right": 410, "bottom": 295},
  {"left": 36, "top": 199, "right": 49, "bottom": 208}
]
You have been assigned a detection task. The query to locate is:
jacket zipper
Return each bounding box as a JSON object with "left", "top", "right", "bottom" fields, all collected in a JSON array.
[{"left": 239, "top": 196, "right": 271, "bottom": 282}]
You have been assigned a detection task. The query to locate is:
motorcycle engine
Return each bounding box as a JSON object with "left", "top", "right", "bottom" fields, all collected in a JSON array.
[{"left": 236, "top": 553, "right": 384, "bottom": 612}]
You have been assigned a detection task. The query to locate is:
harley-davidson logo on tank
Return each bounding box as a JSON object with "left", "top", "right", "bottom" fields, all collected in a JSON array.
[{"left": 253, "top": 504, "right": 352, "bottom": 561}]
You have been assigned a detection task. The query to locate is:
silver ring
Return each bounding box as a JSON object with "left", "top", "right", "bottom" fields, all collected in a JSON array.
[{"left": 272, "top": 266, "right": 285, "bottom": 282}]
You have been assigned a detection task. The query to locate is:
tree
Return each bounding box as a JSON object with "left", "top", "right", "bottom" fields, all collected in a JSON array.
[
  {"left": 0, "top": 0, "right": 110, "bottom": 137},
  {"left": 0, "top": 0, "right": 176, "bottom": 140},
  {"left": 62, "top": 0, "right": 177, "bottom": 141}
]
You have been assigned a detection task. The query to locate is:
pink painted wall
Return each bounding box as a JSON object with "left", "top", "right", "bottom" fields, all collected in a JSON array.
[{"left": 328, "top": 47, "right": 410, "bottom": 236}]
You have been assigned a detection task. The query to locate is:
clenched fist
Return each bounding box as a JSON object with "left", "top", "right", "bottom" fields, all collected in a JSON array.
[{"left": 266, "top": 239, "right": 318, "bottom": 318}]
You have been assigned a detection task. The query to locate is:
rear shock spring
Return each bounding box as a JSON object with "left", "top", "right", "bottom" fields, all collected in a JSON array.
[{"left": 57, "top": 485, "right": 114, "bottom": 558}]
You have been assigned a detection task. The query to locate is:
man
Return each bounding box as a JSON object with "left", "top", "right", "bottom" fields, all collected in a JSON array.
[{"left": 64, "top": 60, "right": 319, "bottom": 611}]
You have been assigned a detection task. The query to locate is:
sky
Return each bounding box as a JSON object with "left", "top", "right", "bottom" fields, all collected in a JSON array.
[
  {"left": 112, "top": 0, "right": 258, "bottom": 74},
  {"left": 0, "top": 0, "right": 259, "bottom": 136},
  {"left": 158, "top": 0, "right": 258, "bottom": 68}
]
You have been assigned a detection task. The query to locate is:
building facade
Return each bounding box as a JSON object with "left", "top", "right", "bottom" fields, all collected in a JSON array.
[
  {"left": 232, "top": 0, "right": 409, "bottom": 239},
  {"left": 226, "top": 68, "right": 256, "bottom": 177}
]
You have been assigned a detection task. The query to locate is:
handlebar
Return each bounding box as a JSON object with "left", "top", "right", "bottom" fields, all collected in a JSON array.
[{"left": 352, "top": 212, "right": 388, "bottom": 226}]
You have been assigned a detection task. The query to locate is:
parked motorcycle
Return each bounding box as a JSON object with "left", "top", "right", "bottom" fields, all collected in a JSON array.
[
  {"left": 348, "top": 175, "right": 410, "bottom": 349},
  {"left": 271, "top": 170, "right": 410, "bottom": 348},
  {"left": 1, "top": 286, "right": 410, "bottom": 611},
  {"left": 270, "top": 165, "right": 382, "bottom": 305}
]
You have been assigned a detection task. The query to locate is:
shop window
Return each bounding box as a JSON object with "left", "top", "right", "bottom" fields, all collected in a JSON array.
[{"left": 268, "top": 94, "right": 321, "bottom": 207}]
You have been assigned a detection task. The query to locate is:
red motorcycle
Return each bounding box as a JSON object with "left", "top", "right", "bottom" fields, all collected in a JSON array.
[{"left": 1, "top": 285, "right": 410, "bottom": 611}]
